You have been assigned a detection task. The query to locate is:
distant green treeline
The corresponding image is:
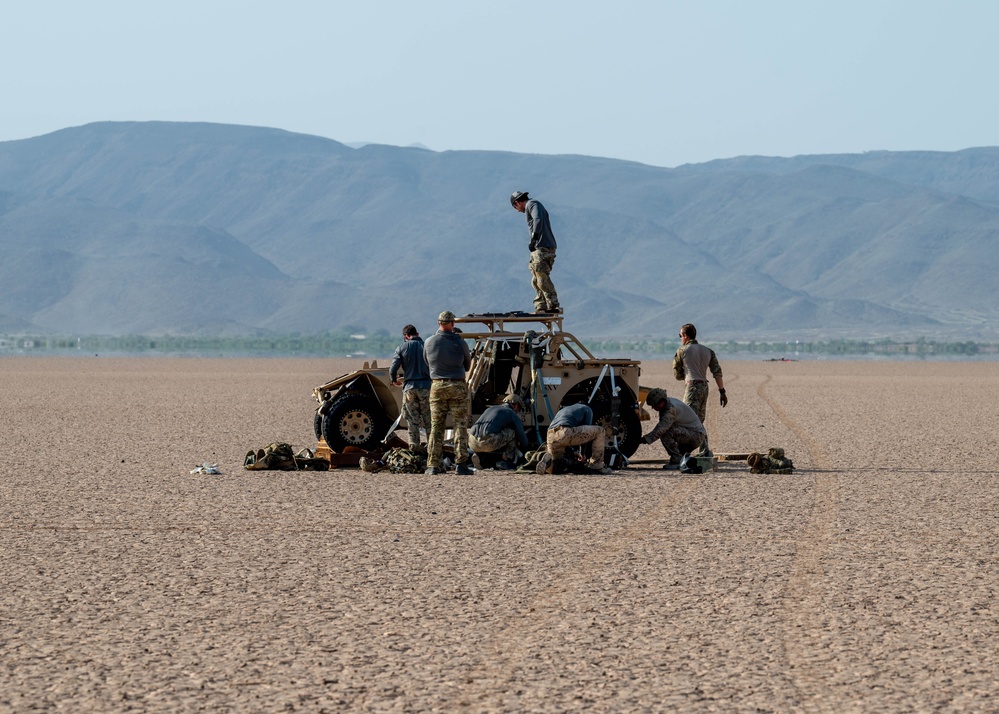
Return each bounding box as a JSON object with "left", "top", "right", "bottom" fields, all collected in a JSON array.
[{"left": 2, "top": 332, "right": 996, "bottom": 359}]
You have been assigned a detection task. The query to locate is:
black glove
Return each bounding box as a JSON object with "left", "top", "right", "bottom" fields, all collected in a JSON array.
[{"left": 719, "top": 388, "right": 728, "bottom": 408}]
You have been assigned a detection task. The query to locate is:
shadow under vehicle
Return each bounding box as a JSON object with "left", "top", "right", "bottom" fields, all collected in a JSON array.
[{"left": 311, "top": 312, "right": 647, "bottom": 464}]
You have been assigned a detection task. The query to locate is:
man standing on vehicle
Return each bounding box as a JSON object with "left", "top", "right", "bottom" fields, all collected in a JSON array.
[
  {"left": 469, "top": 395, "right": 529, "bottom": 470},
  {"left": 423, "top": 310, "right": 473, "bottom": 475},
  {"left": 510, "top": 190, "right": 560, "bottom": 314},
  {"left": 673, "top": 323, "right": 727, "bottom": 455},
  {"left": 390, "top": 324, "right": 432, "bottom": 454},
  {"left": 642, "top": 387, "right": 707, "bottom": 469},
  {"left": 536, "top": 403, "right": 611, "bottom": 475}
]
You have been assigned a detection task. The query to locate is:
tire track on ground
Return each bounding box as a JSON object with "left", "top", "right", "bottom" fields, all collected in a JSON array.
[
  {"left": 453, "top": 477, "right": 703, "bottom": 709},
  {"left": 757, "top": 374, "right": 839, "bottom": 712}
]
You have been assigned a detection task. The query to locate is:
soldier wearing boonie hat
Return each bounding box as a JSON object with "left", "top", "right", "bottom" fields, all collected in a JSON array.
[{"left": 423, "top": 310, "right": 472, "bottom": 475}]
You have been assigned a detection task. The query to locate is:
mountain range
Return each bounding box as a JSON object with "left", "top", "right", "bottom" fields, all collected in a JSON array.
[{"left": 1, "top": 121, "right": 997, "bottom": 341}]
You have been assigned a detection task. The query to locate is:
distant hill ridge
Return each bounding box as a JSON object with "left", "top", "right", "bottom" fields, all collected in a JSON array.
[{"left": 1, "top": 121, "right": 998, "bottom": 340}]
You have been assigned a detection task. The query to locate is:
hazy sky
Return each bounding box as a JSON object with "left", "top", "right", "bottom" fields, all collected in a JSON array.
[{"left": 3, "top": 1, "right": 997, "bottom": 167}]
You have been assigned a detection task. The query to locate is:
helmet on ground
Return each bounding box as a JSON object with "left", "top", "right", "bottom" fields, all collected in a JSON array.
[
  {"left": 438, "top": 310, "right": 456, "bottom": 323},
  {"left": 503, "top": 394, "right": 525, "bottom": 409},
  {"left": 510, "top": 191, "right": 529, "bottom": 206},
  {"left": 646, "top": 388, "right": 668, "bottom": 408}
]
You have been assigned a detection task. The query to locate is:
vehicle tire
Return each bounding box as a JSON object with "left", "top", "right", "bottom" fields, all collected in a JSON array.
[
  {"left": 321, "top": 394, "right": 391, "bottom": 452},
  {"left": 313, "top": 411, "right": 324, "bottom": 441},
  {"left": 590, "top": 399, "right": 643, "bottom": 458}
]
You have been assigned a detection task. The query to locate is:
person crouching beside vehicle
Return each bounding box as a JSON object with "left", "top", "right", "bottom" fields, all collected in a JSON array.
[
  {"left": 537, "top": 403, "right": 611, "bottom": 475},
  {"left": 469, "top": 394, "right": 529, "bottom": 470},
  {"left": 642, "top": 387, "right": 706, "bottom": 470}
]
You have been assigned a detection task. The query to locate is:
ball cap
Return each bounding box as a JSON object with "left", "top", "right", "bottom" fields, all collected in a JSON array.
[
  {"left": 510, "top": 191, "right": 529, "bottom": 206},
  {"left": 438, "top": 310, "right": 456, "bottom": 323}
]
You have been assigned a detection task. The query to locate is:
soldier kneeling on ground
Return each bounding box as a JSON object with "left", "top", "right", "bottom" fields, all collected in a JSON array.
[
  {"left": 469, "top": 394, "right": 529, "bottom": 470},
  {"left": 642, "top": 387, "right": 707, "bottom": 470},
  {"left": 537, "top": 403, "right": 612, "bottom": 475}
]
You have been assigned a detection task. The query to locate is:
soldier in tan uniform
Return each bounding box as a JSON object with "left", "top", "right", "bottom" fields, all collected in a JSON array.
[
  {"left": 673, "top": 323, "right": 727, "bottom": 455},
  {"left": 642, "top": 387, "right": 707, "bottom": 470}
]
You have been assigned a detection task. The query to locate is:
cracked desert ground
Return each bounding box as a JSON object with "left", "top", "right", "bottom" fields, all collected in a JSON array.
[{"left": 2, "top": 357, "right": 996, "bottom": 712}]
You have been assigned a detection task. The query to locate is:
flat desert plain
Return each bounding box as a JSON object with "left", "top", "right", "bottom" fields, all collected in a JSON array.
[{"left": 1, "top": 356, "right": 997, "bottom": 712}]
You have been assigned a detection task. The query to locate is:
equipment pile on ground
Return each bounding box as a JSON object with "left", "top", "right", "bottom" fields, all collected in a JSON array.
[
  {"left": 747, "top": 447, "right": 795, "bottom": 474},
  {"left": 244, "top": 443, "right": 330, "bottom": 471}
]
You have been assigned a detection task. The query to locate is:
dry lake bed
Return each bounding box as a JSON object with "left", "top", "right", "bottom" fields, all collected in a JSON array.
[{"left": 1, "top": 357, "right": 997, "bottom": 712}]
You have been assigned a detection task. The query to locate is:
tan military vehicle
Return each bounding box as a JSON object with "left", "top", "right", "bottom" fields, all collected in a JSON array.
[{"left": 312, "top": 311, "right": 646, "bottom": 464}]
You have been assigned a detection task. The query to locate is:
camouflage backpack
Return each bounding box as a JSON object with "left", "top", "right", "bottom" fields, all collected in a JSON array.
[
  {"left": 244, "top": 442, "right": 330, "bottom": 471},
  {"left": 383, "top": 447, "right": 427, "bottom": 474},
  {"left": 747, "top": 447, "right": 795, "bottom": 475}
]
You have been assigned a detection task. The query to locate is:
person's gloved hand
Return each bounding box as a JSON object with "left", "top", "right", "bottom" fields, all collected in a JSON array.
[{"left": 719, "top": 388, "right": 728, "bottom": 407}]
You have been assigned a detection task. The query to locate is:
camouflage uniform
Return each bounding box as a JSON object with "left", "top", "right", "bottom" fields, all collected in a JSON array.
[
  {"left": 403, "top": 388, "right": 431, "bottom": 451},
  {"left": 427, "top": 380, "right": 470, "bottom": 467},
  {"left": 390, "top": 331, "right": 432, "bottom": 451},
  {"left": 468, "top": 429, "right": 520, "bottom": 462},
  {"left": 674, "top": 339, "right": 723, "bottom": 455},
  {"left": 469, "top": 401, "right": 529, "bottom": 463},
  {"left": 529, "top": 248, "right": 558, "bottom": 313},
  {"left": 423, "top": 315, "right": 472, "bottom": 470},
  {"left": 544, "top": 403, "right": 606, "bottom": 469},
  {"left": 546, "top": 424, "right": 606, "bottom": 466},
  {"left": 683, "top": 381, "right": 710, "bottom": 423},
  {"left": 673, "top": 340, "right": 723, "bottom": 423},
  {"left": 521, "top": 197, "right": 559, "bottom": 312},
  {"left": 643, "top": 396, "right": 706, "bottom": 463}
]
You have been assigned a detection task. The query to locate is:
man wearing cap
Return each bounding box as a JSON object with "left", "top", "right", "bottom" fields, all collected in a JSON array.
[
  {"left": 642, "top": 387, "right": 706, "bottom": 470},
  {"left": 673, "top": 323, "right": 726, "bottom": 455},
  {"left": 468, "top": 395, "right": 529, "bottom": 470},
  {"left": 510, "top": 191, "right": 560, "bottom": 314},
  {"left": 423, "top": 310, "right": 473, "bottom": 475},
  {"left": 390, "top": 324, "right": 432, "bottom": 454},
  {"left": 536, "top": 403, "right": 611, "bottom": 475}
]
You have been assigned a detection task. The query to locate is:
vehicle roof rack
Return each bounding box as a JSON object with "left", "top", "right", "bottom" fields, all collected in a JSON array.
[{"left": 454, "top": 311, "right": 563, "bottom": 334}]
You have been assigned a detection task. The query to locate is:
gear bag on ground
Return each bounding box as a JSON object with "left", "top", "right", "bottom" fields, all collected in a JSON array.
[
  {"left": 747, "top": 447, "right": 795, "bottom": 474},
  {"left": 244, "top": 442, "right": 330, "bottom": 471}
]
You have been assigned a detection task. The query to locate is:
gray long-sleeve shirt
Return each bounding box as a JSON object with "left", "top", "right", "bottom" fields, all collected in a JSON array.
[
  {"left": 525, "top": 199, "right": 557, "bottom": 252},
  {"left": 390, "top": 336, "right": 431, "bottom": 391},
  {"left": 423, "top": 329, "right": 471, "bottom": 380}
]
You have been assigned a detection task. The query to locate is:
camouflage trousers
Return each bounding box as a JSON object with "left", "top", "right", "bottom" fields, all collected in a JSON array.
[
  {"left": 468, "top": 428, "right": 519, "bottom": 462},
  {"left": 546, "top": 424, "right": 605, "bottom": 468},
  {"left": 529, "top": 248, "right": 558, "bottom": 310},
  {"left": 683, "top": 381, "right": 709, "bottom": 423},
  {"left": 403, "top": 387, "right": 432, "bottom": 449},
  {"left": 427, "top": 380, "right": 470, "bottom": 468},
  {"left": 683, "top": 381, "right": 712, "bottom": 456},
  {"left": 654, "top": 424, "right": 705, "bottom": 462}
]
